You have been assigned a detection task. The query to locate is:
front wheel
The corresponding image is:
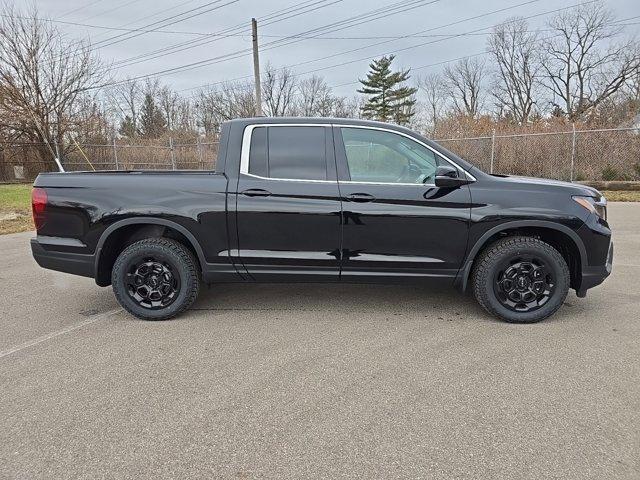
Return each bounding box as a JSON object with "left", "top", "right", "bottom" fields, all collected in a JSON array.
[
  {"left": 471, "top": 236, "right": 570, "bottom": 323},
  {"left": 112, "top": 238, "right": 200, "bottom": 320}
]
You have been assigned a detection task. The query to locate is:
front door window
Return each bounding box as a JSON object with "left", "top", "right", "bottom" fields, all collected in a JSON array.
[{"left": 340, "top": 127, "right": 444, "bottom": 184}]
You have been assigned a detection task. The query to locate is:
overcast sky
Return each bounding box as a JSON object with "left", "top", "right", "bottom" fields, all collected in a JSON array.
[{"left": 27, "top": 0, "right": 640, "bottom": 97}]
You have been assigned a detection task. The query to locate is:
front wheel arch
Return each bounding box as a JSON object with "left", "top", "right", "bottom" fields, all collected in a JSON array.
[{"left": 458, "top": 221, "right": 587, "bottom": 292}]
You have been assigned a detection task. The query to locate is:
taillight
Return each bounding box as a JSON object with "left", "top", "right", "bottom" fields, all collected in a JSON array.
[{"left": 32, "top": 187, "right": 48, "bottom": 230}]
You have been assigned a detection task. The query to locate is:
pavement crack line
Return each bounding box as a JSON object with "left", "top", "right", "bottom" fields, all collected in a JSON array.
[{"left": 0, "top": 308, "right": 122, "bottom": 359}]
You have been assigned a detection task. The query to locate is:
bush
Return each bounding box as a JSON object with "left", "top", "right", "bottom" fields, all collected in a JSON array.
[{"left": 602, "top": 165, "right": 623, "bottom": 181}]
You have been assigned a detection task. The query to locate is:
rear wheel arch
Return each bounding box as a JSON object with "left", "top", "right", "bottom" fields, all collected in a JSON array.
[
  {"left": 94, "top": 218, "right": 206, "bottom": 286},
  {"left": 459, "top": 221, "right": 587, "bottom": 292}
]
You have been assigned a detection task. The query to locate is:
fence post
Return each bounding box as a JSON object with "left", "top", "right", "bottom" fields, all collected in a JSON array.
[
  {"left": 197, "top": 137, "right": 204, "bottom": 170},
  {"left": 169, "top": 137, "right": 176, "bottom": 170},
  {"left": 490, "top": 129, "right": 496, "bottom": 174},
  {"left": 112, "top": 138, "right": 119, "bottom": 170},
  {"left": 570, "top": 123, "right": 576, "bottom": 182},
  {"left": 54, "top": 142, "right": 64, "bottom": 172}
]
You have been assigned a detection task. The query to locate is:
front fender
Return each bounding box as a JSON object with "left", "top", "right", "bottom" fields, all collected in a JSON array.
[{"left": 456, "top": 220, "right": 588, "bottom": 292}]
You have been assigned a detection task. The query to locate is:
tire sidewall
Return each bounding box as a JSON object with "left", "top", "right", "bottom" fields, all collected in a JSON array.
[
  {"left": 112, "top": 241, "right": 197, "bottom": 320},
  {"left": 480, "top": 243, "right": 569, "bottom": 323}
]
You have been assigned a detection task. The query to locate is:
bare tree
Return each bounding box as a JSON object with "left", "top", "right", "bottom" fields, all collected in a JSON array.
[
  {"left": 331, "top": 95, "right": 362, "bottom": 119},
  {"left": 443, "top": 57, "right": 486, "bottom": 117},
  {"left": 488, "top": 17, "right": 542, "bottom": 124},
  {"left": 157, "top": 85, "right": 180, "bottom": 131},
  {"left": 194, "top": 81, "right": 255, "bottom": 135},
  {"left": 174, "top": 97, "right": 196, "bottom": 133},
  {"left": 0, "top": 4, "right": 108, "bottom": 165},
  {"left": 74, "top": 94, "right": 113, "bottom": 144},
  {"left": 108, "top": 79, "right": 141, "bottom": 137},
  {"left": 296, "top": 75, "right": 333, "bottom": 116},
  {"left": 542, "top": 3, "right": 640, "bottom": 120},
  {"left": 417, "top": 73, "right": 446, "bottom": 134},
  {"left": 262, "top": 64, "right": 297, "bottom": 117}
]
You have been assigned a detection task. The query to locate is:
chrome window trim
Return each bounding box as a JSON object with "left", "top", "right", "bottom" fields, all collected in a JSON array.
[
  {"left": 239, "top": 122, "right": 476, "bottom": 185},
  {"left": 240, "top": 123, "right": 332, "bottom": 182}
]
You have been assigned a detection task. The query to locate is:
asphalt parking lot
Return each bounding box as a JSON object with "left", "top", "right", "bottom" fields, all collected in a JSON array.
[{"left": 1, "top": 202, "right": 638, "bottom": 479}]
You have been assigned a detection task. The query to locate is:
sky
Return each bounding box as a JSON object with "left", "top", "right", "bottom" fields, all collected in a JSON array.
[{"left": 26, "top": 0, "right": 640, "bottom": 97}]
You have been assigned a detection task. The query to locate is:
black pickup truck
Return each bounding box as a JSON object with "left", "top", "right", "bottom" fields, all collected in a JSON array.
[{"left": 31, "top": 117, "right": 613, "bottom": 323}]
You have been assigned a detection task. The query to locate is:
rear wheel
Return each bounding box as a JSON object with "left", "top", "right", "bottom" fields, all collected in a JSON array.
[
  {"left": 112, "top": 238, "right": 200, "bottom": 320},
  {"left": 472, "top": 236, "right": 570, "bottom": 323}
]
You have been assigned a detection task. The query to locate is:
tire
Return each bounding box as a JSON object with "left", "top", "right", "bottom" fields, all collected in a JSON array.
[
  {"left": 471, "top": 236, "right": 570, "bottom": 323},
  {"left": 112, "top": 238, "right": 200, "bottom": 321}
]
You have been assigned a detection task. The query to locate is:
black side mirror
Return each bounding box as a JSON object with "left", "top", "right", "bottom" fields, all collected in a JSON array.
[{"left": 435, "top": 165, "right": 470, "bottom": 188}]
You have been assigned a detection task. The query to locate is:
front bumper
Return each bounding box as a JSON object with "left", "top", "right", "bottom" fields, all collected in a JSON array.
[
  {"left": 31, "top": 237, "right": 95, "bottom": 279},
  {"left": 578, "top": 240, "right": 613, "bottom": 294}
]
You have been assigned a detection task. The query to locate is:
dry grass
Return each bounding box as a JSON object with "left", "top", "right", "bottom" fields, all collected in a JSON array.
[
  {"left": 0, "top": 184, "right": 33, "bottom": 234},
  {"left": 602, "top": 190, "right": 640, "bottom": 202}
]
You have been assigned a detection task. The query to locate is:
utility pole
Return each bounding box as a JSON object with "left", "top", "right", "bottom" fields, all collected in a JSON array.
[{"left": 251, "top": 18, "right": 262, "bottom": 116}]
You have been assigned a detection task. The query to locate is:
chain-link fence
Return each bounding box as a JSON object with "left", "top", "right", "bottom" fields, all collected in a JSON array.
[
  {"left": 436, "top": 126, "right": 640, "bottom": 182},
  {"left": 0, "top": 139, "right": 219, "bottom": 182},
  {"left": 1, "top": 127, "right": 639, "bottom": 183}
]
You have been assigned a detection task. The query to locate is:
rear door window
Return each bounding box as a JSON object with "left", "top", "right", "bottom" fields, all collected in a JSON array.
[{"left": 247, "top": 126, "right": 328, "bottom": 181}]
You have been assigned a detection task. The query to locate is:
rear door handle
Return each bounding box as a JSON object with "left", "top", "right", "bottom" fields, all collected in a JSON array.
[
  {"left": 347, "top": 193, "right": 375, "bottom": 203},
  {"left": 241, "top": 188, "right": 272, "bottom": 197}
]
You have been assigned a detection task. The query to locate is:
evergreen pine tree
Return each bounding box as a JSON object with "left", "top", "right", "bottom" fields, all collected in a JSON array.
[
  {"left": 139, "top": 94, "right": 166, "bottom": 138},
  {"left": 118, "top": 115, "right": 137, "bottom": 138},
  {"left": 357, "top": 55, "right": 417, "bottom": 125}
]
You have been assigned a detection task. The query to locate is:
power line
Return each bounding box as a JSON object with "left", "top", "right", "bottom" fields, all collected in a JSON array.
[
  {"left": 292, "top": 2, "right": 600, "bottom": 84},
  {"left": 0, "top": 15, "right": 238, "bottom": 37},
  {"left": 111, "top": 0, "right": 335, "bottom": 68},
  {"left": 78, "top": 0, "right": 144, "bottom": 23},
  {"left": 36, "top": 0, "right": 242, "bottom": 70},
  {"left": 180, "top": 0, "right": 542, "bottom": 93},
  {"left": 329, "top": 13, "right": 640, "bottom": 91},
  {"left": 112, "top": 0, "right": 437, "bottom": 70},
  {"left": 101, "top": 0, "right": 441, "bottom": 86},
  {"left": 88, "top": 0, "right": 202, "bottom": 42},
  {"left": 57, "top": 0, "right": 105, "bottom": 20},
  {"left": 91, "top": 0, "right": 239, "bottom": 49},
  {"left": 8, "top": 0, "right": 333, "bottom": 83},
  {"left": 185, "top": 0, "right": 626, "bottom": 96}
]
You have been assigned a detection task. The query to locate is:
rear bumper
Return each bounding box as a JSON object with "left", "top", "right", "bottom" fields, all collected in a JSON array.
[
  {"left": 579, "top": 241, "right": 613, "bottom": 292},
  {"left": 31, "top": 237, "right": 95, "bottom": 279}
]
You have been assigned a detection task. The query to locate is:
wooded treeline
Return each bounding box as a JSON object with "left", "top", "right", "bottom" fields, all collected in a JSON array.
[{"left": 1, "top": 2, "right": 639, "bottom": 169}]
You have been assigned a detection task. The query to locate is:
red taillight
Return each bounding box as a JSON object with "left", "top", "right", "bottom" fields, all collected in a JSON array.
[{"left": 32, "top": 187, "right": 48, "bottom": 230}]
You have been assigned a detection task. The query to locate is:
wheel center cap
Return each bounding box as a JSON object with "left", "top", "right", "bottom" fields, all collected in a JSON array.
[
  {"left": 149, "top": 275, "right": 158, "bottom": 287},
  {"left": 516, "top": 275, "right": 530, "bottom": 290}
]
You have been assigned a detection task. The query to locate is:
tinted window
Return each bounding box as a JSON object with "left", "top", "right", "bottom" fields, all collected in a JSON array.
[
  {"left": 248, "top": 127, "right": 268, "bottom": 177},
  {"left": 267, "top": 126, "right": 327, "bottom": 180},
  {"left": 341, "top": 127, "right": 442, "bottom": 184}
]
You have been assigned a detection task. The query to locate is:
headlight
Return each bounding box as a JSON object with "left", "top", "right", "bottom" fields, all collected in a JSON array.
[{"left": 573, "top": 195, "right": 607, "bottom": 221}]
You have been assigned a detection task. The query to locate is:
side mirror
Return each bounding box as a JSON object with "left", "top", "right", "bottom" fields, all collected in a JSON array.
[{"left": 434, "top": 165, "right": 470, "bottom": 188}]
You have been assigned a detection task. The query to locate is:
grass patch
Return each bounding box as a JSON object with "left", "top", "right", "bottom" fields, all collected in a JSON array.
[
  {"left": 0, "top": 184, "right": 33, "bottom": 234},
  {"left": 602, "top": 190, "right": 640, "bottom": 202},
  {"left": 0, "top": 183, "right": 31, "bottom": 210}
]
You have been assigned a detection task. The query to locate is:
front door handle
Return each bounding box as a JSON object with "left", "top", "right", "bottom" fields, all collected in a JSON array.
[
  {"left": 347, "top": 193, "right": 375, "bottom": 203},
  {"left": 241, "top": 188, "right": 272, "bottom": 197}
]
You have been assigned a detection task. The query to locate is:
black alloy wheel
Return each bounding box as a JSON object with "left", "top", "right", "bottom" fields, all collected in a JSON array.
[
  {"left": 472, "top": 236, "right": 570, "bottom": 323},
  {"left": 126, "top": 258, "right": 180, "bottom": 310},
  {"left": 112, "top": 238, "right": 200, "bottom": 320},
  {"left": 494, "top": 257, "right": 555, "bottom": 313}
]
